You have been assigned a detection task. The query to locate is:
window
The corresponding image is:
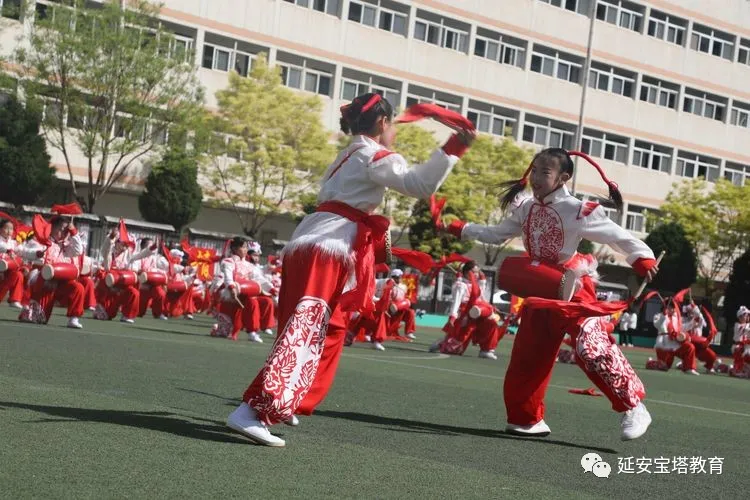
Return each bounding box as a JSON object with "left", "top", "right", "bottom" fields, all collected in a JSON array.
[
  {"left": 467, "top": 104, "right": 517, "bottom": 137},
  {"left": 537, "top": 0, "right": 592, "bottom": 15},
  {"left": 522, "top": 115, "right": 575, "bottom": 149},
  {"left": 625, "top": 206, "right": 646, "bottom": 233},
  {"left": 690, "top": 24, "right": 735, "bottom": 61},
  {"left": 596, "top": 0, "right": 643, "bottom": 33},
  {"left": 647, "top": 10, "right": 686, "bottom": 46},
  {"left": 530, "top": 46, "right": 582, "bottom": 83},
  {"left": 724, "top": 162, "right": 750, "bottom": 186},
  {"left": 340, "top": 73, "right": 400, "bottom": 107},
  {"left": 348, "top": 1, "right": 408, "bottom": 36},
  {"left": 639, "top": 76, "right": 678, "bottom": 109},
  {"left": 730, "top": 101, "right": 750, "bottom": 129},
  {"left": 162, "top": 34, "right": 194, "bottom": 64},
  {"left": 414, "top": 14, "right": 470, "bottom": 53},
  {"left": 588, "top": 62, "right": 635, "bottom": 97},
  {"left": 675, "top": 152, "right": 720, "bottom": 182},
  {"left": 1, "top": 0, "right": 21, "bottom": 20},
  {"left": 581, "top": 129, "right": 628, "bottom": 163},
  {"left": 683, "top": 89, "right": 726, "bottom": 122},
  {"left": 632, "top": 141, "right": 671, "bottom": 173},
  {"left": 202, "top": 43, "right": 231, "bottom": 71},
  {"left": 279, "top": 58, "right": 333, "bottom": 96},
  {"left": 738, "top": 39, "right": 750, "bottom": 66},
  {"left": 405, "top": 85, "right": 462, "bottom": 113},
  {"left": 284, "top": 0, "right": 341, "bottom": 17},
  {"left": 474, "top": 30, "right": 527, "bottom": 69}
]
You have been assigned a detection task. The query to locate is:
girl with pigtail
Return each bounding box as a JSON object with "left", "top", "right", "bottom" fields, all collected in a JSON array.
[
  {"left": 436, "top": 148, "right": 659, "bottom": 441},
  {"left": 226, "top": 94, "right": 476, "bottom": 447}
]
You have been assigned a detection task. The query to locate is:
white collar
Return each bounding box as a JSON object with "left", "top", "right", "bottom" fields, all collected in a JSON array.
[
  {"left": 537, "top": 185, "right": 571, "bottom": 205},
  {"left": 352, "top": 135, "right": 382, "bottom": 149}
]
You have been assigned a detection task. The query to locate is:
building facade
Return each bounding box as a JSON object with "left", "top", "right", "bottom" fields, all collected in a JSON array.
[{"left": 2, "top": 0, "right": 750, "bottom": 259}]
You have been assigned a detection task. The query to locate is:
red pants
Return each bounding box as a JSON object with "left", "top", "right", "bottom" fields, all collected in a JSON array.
[
  {"left": 79, "top": 276, "right": 96, "bottom": 310},
  {"left": 139, "top": 285, "right": 166, "bottom": 318},
  {"left": 27, "top": 278, "right": 84, "bottom": 322},
  {"left": 243, "top": 248, "right": 349, "bottom": 425},
  {"left": 389, "top": 308, "right": 416, "bottom": 336},
  {"left": 94, "top": 281, "right": 139, "bottom": 320},
  {"left": 245, "top": 296, "right": 276, "bottom": 332},
  {"left": 655, "top": 343, "right": 697, "bottom": 371},
  {"left": 440, "top": 314, "right": 499, "bottom": 355},
  {"left": 690, "top": 335, "right": 718, "bottom": 370},
  {"left": 732, "top": 344, "right": 750, "bottom": 373},
  {"left": 0, "top": 269, "right": 24, "bottom": 304},
  {"left": 504, "top": 308, "right": 645, "bottom": 426}
]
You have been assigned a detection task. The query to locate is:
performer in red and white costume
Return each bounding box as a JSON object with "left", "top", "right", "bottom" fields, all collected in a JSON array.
[
  {"left": 431, "top": 262, "right": 500, "bottom": 360},
  {"left": 132, "top": 238, "right": 170, "bottom": 320},
  {"left": 245, "top": 242, "right": 278, "bottom": 338},
  {"left": 682, "top": 302, "right": 718, "bottom": 373},
  {"left": 731, "top": 306, "right": 750, "bottom": 378},
  {"left": 0, "top": 217, "right": 26, "bottom": 310},
  {"left": 386, "top": 269, "right": 417, "bottom": 341},
  {"left": 441, "top": 148, "right": 658, "bottom": 441},
  {"left": 19, "top": 216, "right": 85, "bottom": 329},
  {"left": 211, "top": 238, "right": 274, "bottom": 342},
  {"left": 93, "top": 224, "right": 153, "bottom": 323},
  {"left": 226, "top": 95, "right": 475, "bottom": 446},
  {"left": 648, "top": 300, "right": 698, "bottom": 374}
]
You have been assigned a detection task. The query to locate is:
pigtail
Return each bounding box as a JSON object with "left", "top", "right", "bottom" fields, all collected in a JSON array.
[
  {"left": 499, "top": 179, "right": 528, "bottom": 211},
  {"left": 568, "top": 151, "right": 624, "bottom": 211}
]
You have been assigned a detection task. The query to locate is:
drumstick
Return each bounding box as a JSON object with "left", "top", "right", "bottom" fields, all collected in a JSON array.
[{"left": 633, "top": 251, "right": 665, "bottom": 300}]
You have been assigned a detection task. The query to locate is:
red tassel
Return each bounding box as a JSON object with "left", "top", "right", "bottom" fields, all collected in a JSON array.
[{"left": 51, "top": 203, "right": 84, "bottom": 215}]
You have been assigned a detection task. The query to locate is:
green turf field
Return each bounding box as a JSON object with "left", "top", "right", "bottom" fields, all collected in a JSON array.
[{"left": 0, "top": 307, "right": 747, "bottom": 499}]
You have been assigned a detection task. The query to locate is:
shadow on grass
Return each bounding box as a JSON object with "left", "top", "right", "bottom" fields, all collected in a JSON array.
[
  {"left": 0, "top": 400, "right": 261, "bottom": 445},
  {"left": 176, "top": 387, "right": 240, "bottom": 407},
  {"left": 314, "top": 410, "right": 618, "bottom": 455}
]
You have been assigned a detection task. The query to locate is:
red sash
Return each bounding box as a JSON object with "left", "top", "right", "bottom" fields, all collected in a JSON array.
[{"left": 316, "top": 200, "right": 390, "bottom": 313}]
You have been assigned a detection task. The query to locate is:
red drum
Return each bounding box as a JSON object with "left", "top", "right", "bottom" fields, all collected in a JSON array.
[
  {"left": 469, "top": 302, "right": 494, "bottom": 319},
  {"left": 167, "top": 280, "right": 188, "bottom": 294},
  {"left": 497, "top": 256, "right": 577, "bottom": 301},
  {"left": 0, "top": 257, "right": 20, "bottom": 273},
  {"left": 235, "top": 280, "right": 261, "bottom": 297},
  {"left": 105, "top": 270, "right": 138, "bottom": 288},
  {"left": 139, "top": 271, "right": 167, "bottom": 286},
  {"left": 389, "top": 299, "right": 411, "bottom": 315},
  {"left": 41, "top": 262, "right": 80, "bottom": 282}
]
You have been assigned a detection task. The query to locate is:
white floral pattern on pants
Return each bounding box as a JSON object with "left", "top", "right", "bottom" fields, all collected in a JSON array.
[
  {"left": 249, "top": 296, "right": 331, "bottom": 424},
  {"left": 576, "top": 316, "right": 645, "bottom": 411}
]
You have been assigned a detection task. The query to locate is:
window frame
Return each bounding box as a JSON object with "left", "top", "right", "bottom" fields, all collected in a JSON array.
[
  {"left": 638, "top": 78, "right": 678, "bottom": 109},
  {"left": 284, "top": 0, "right": 341, "bottom": 17},
  {"left": 675, "top": 152, "right": 721, "bottom": 182},
  {"left": 646, "top": 10, "right": 686, "bottom": 46},
  {"left": 522, "top": 118, "right": 575, "bottom": 149},
  {"left": 690, "top": 25, "right": 735, "bottom": 61},
  {"left": 683, "top": 89, "right": 726, "bottom": 122},
  {"left": 632, "top": 141, "right": 672, "bottom": 173},
  {"left": 414, "top": 17, "right": 470, "bottom": 54},
  {"left": 596, "top": 0, "right": 643, "bottom": 33},
  {"left": 530, "top": 47, "right": 582, "bottom": 84},
  {"left": 348, "top": 0, "right": 408, "bottom": 36},
  {"left": 581, "top": 130, "right": 628, "bottom": 164},
  {"left": 466, "top": 107, "right": 517, "bottom": 137}
]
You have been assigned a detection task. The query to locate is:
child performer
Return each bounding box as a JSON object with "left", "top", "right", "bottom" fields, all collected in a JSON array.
[
  {"left": 245, "top": 241, "right": 278, "bottom": 338},
  {"left": 731, "top": 306, "right": 750, "bottom": 378},
  {"left": 133, "top": 238, "right": 170, "bottom": 320},
  {"left": 226, "top": 94, "right": 475, "bottom": 446},
  {"left": 0, "top": 217, "right": 26, "bottom": 309},
  {"left": 681, "top": 302, "right": 718, "bottom": 373},
  {"left": 649, "top": 299, "right": 698, "bottom": 374},
  {"left": 439, "top": 148, "right": 658, "bottom": 441}
]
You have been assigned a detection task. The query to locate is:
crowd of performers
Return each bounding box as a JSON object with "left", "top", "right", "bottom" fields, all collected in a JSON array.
[{"left": 0, "top": 208, "right": 282, "bottom": 338}]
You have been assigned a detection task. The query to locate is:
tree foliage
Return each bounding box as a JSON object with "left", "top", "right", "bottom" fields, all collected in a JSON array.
[
  {"left": 16, "top": 0, "right": 204, "bottom": 212},
  {"left": 201, "top": 55, "right": 333, "bottom": 236},
  {"left": 138, "top": 148, "right": 203, "bottom": 231},
  {"left": 644, "top": 222, "right": 698, "bottom": 293},
  {"left": 723, "top": 249, "right": 750, "bottom": 338},
  {"left": 408, "top": 198, "right": 473, "bottom": 259},
  {"left": 650, "top": 178, "right": 750, "bottom": 294},
  {"left": 0, "top": 93, "right": 55, "bottom": 206}
]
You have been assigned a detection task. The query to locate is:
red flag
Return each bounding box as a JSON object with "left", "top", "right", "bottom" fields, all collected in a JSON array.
[
  {"left": 374, "top": 262, "right": 390, "bottom": 275},
  {"left": 31, "top": 214, "right": 52, "bottom": 247},
  {"left": 568, "top": 388, "right": 603, "bottom": 397},
  {"left": 118, "top": 219, "right": 135, "bottom": 248},
  {"left": 673, "top": 287, "right": 691, "bottom": 306},
  {"left": 51, "top": 203, "right": 84, "bottom": 215},
  {"left": 181, "top": 238, "right": 218, "bottom": 280},
  {"left": 391, "top": 247, "right": 435, "bottom": 274},
  {"left": 401, "top": 273, "right": 419, "bottom": 302},
  {"left": 396, "top": 103, "right": 475, "bottom": 131}
]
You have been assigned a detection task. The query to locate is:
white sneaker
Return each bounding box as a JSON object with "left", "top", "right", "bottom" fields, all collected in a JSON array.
[
  {"left": 478, "top": 350, "right": 498, "bottom": 360},
  {"left": 185, "top": 314, "right": 195, "bottom": 320},
  {"left": 684, "top": 369, "right": 700, "bottom": 376},
  {"left": 428, "top": 341, "right": 440, "bottom": 353},
  {"left": 620, "top": 402, "right": 652, "bottom": 441},
  {"left": 372, "top": 342, "right": 385, "bottom": 351},
  {"left": 284, "top": 415, "right": 299, "bottom": 427},
  {"left": 406, "top": 333, "right": 416, "bottom": 340},
  {"left": 264, "top": 329, "right": 274, "bottom": 336},
  {"left": 364, "top": 335, "right": 371, "bottom": 342},
  {"left": 120, "top": 316, "right": 135, "bottom": 324},
  {"left": 506, "top": 420, "right": 551, "bottom": 437},
  {"left": 248, "top": 332, "right": 263, "bottom": 343},
  {"left": 67, "top": 317, "right": 83, "bottom": 329},
  {"left": 159, "top": 314, "right": 169, "bottom": 321},
  {"left": 227, "top": 403, "right": 285, "bottom": 447},
  {"left": 706, "top": 367, "right": 716, "bottom": 374},
  {"left": 88, "top": 306, "right": 97, "bottom": 312},
  {"left": 10, "top": 302, "right": 23, "bottom": 310},
  {"left": 676, "top": 361, "right": 683, "bottom": 370}
]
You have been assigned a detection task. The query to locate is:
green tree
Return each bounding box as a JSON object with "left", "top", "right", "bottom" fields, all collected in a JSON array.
[
  {"left": 202, "top": 56, "right": 333, "bottom": 236},
  {"left": 644, "top": 222, "right": 698, "bottom": 293},
  {"left": 408, "top": 198, "right": 473, "bottom": 259},
  {"left": 650, "top": 178, "right": 750, "bottom": 295},
  {"left": 138, "top": 149, "right": 202, "bottom": 232},
  {"left": 0, "top": 93, "right": 55, "bottom": 206},
  {"left": 723, "top": 249, "right": 750, "bottom": 344},
  {"left": 16, "top": 0, "right": 204, "bottom": 212}
]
